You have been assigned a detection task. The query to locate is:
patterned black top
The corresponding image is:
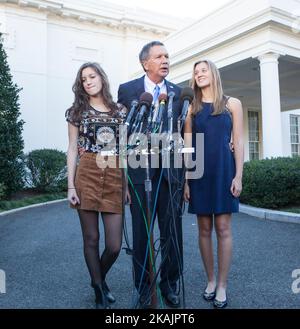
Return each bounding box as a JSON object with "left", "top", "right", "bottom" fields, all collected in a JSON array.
[{"left": 65, "top": 104, "right": 127, "bottom": 155}]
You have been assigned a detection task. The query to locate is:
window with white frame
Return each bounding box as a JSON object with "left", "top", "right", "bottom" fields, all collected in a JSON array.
[
  {"left": 290, "top": 115, "right": 300, "bottom": 157},
  {"left": 248, "top": 111, "right": 260, "bottom": 160}
]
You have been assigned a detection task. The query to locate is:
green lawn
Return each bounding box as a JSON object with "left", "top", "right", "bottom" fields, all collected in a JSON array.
[
  {"left": 279, "top": 207, "right": 300, "bottom": 214},
  {"left": 0, "top": 192, "right": 67, "bottom": 212}
]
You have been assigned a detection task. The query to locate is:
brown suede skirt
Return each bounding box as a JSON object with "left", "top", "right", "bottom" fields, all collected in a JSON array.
[{"left": 71, "top": 152, "right": 124, "bottom": 214}]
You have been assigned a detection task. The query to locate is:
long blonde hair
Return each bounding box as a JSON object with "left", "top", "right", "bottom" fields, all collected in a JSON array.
[{"left": 190, "top": 59, "right": 225, "bottom": 116}]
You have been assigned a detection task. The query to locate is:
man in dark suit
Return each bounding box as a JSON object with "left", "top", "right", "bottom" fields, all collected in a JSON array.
[{"left": 118, "top": 41, "right": 184, "bottom": 308}]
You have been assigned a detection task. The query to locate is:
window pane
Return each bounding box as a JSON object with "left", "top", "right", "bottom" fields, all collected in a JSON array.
[
  {"left": 290, "top": 115, "right": 300, "bottom": 157},
  {"left": 248, "top": 111, "right": 260, "bottom": 159},
  {"left": 291, "top": 144, "right": 300, "bottom": 156},
  {"left": 291, "top": 116, "right": 297, "bottom": 126}
]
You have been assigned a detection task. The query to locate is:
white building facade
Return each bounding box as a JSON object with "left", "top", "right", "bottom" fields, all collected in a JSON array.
[
  {"left": 1, "top": 0, "right": 300, "bottom": 161},
  {"left": 0, "top": 0, "right": 185, "bottom": 152},
  {"left": 163, "top": 0, "right": 300, "bottom": 160}
]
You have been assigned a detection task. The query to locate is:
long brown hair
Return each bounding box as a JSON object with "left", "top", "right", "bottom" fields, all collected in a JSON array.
[
  {"left": 190, "top": 59, "right": 225, "bottom": 116},
  {"left": 67, "top": 62, "right": 117, "bottom": 122}
]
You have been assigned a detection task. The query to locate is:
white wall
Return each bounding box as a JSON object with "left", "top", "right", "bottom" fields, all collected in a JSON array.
[
  {"left": 1, "top": 4, "right": 165, "bottom": 153},
  {"left": 46, "top": 18, "right": 128, "bottom": 151},
  {"left": 3, "top": 8, "right": 48, "bottom": 151},
  {"left": 2, "top": 0, "right": 299, "bottom": 158}
]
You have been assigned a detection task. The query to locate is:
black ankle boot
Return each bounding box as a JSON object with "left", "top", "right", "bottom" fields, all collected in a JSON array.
[
  {"left": 102, "top": 281, "right": 116, "bottom": 304},
  {"left": 93, "top": 283, "right": 110, "bottom": 309}
]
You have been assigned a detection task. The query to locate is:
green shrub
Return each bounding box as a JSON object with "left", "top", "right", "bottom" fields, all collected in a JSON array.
[
  {"left": 0, "top": 34, "right": 25, "bottom": 197},
  {"left": 241, "top": 157, "right": 300, "bottom": 209},
  {"left": 25, "top": 149, "right": 67, "bottom": 193},
  {"left": 0, "top": 183, "right": 6, "bottom": 201}
]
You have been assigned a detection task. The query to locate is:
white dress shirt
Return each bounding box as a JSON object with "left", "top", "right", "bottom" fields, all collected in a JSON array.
[{"left": 144, "top": 75, "right": 167, "bottom": 122}]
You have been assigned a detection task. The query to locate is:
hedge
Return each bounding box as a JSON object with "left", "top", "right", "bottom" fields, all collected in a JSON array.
[
  {"left": 241, "top": 157, "right": 300, "bottom": 209},
  {"left": 24, "top": 149, "right": 67, "bottom": 193}
]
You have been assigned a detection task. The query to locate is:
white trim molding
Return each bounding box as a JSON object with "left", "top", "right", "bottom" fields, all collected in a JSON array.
[{"left": 0, "top": 0, "right": 186, "bottom": 34}]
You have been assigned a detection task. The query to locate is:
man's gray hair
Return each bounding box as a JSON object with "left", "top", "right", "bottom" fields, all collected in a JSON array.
[{"left": 139, "top": 41, "right": 164, "bottom": 71}]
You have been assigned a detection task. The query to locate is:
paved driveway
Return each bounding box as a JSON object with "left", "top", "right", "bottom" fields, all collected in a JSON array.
[{"left": 0, "top": 201, "right": 299, "bottom": 308}]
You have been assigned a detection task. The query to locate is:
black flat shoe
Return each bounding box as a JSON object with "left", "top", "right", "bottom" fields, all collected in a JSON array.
[
  {"left": 163, "top": 292, "right": 180, "bottom": 308},
  {"left": 138, "top": 294, "right": 152, "bottom": 309},
  {"left": 103, "top": 281, "right": 116, "bottom": 304},
  {"left": 203, "top": 289, "right": 216, "bottom": 301},
  {"left": 213, "top": 298, "right": 228, "bottom": 309},
  {"left": 93, "top": 283, "right": 110, "bottom": 309}
]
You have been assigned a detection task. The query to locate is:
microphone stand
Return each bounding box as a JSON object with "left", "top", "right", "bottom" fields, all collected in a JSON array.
[
  {"left": 165, "top": 91, "right": 175, "bottom": 161},
  {"left": 144, "top": 127, "right": 157, "bottom": 309},
  {"left": 146, "top": 104, "right": 158, "bottom": 308},
  {"left": 132, "top": 111, "right": 157, "bottom": 309}
]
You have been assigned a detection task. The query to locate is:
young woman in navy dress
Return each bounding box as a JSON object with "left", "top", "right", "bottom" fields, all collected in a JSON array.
[{"left": 184, "top": 60, "right": 244, "bottom": 308}]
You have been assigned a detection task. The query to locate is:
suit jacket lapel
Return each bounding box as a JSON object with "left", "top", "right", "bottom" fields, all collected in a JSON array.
[
  {"left": 135, "top": 76, "right": 145, "bottom": 100},
  {"left": 165, "top": 79, "right": 175, "bottom": 95}
]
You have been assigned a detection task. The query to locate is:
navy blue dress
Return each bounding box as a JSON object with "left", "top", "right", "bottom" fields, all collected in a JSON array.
[{"left": 188, "top": 102, "right": 239, "bottom": 215}]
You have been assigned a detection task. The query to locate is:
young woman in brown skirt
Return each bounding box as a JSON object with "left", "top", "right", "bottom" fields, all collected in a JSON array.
[{"left": 66, "top": 62, "right": 130, "bottom": 309}]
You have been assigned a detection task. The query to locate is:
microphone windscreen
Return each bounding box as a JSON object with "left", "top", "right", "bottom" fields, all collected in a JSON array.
[
  {"left": 131, "top": 99, "right": 139, "bottom": 107},
  {"left": 158, "top": 93, "right": 168, "bottom": 102},
  {"left": 180, "top": 87, "right": 194, "bottom": 102},
  {"left": 168, "top": 91, "right": 175, "bottom": 98},
  {"left": 140, "top": 92, "right": 153, "bottom": 106}
]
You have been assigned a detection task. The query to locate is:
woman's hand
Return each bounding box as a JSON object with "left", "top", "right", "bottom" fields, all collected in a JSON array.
[
  {"left": 68, "top": 188, "right": 80, "bottom": 205},
  {"left": 230, "top": 177, "right": 242, "bottom": 198},
  {"left": 183, "top": 182, "right": 190, "bottom": 202},
  {"left": 125, "top": 187, "right": 131, "bottom": 204},
  {"left": 78, "top": 147, "right": 85, "bottom": 158}
]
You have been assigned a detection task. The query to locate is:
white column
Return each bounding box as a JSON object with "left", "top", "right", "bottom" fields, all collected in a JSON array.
[{"left": 258, "top": 53, "right": 283, "bottom": 158}]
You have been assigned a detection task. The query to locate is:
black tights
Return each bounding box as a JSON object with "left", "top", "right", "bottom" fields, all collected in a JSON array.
[{"left": 78, "top": 210, "right": 123, "bottom": 286}]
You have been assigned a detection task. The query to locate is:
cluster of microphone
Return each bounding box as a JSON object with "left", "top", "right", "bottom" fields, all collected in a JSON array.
[{"left": 125, "top": 87, "right": 194, "bottom": 135}]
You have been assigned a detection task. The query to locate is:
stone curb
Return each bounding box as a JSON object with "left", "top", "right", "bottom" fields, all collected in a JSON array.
[
  {"left": 0, "top": 198, "right": 67, "bottom": 216},
  {"left": 240, "top": 204, "right": 300, "bottom": 224}
]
